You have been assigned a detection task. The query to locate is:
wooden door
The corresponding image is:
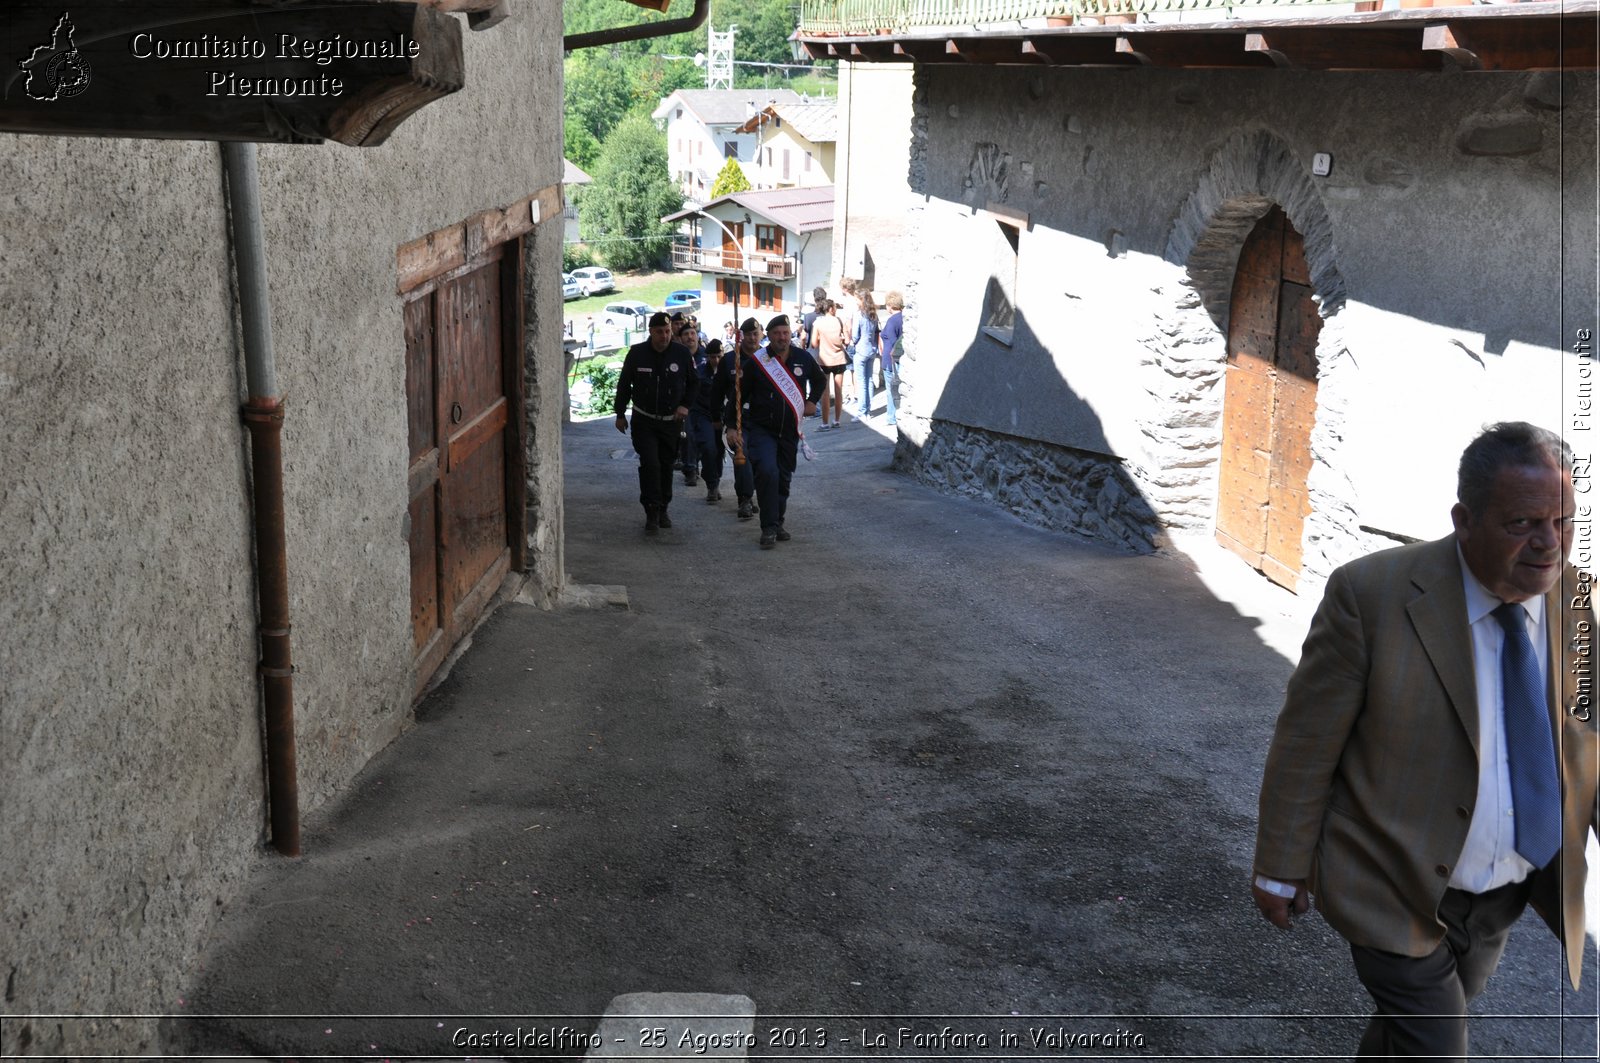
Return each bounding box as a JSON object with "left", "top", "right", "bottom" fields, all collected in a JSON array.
[
  {"left": 1215, "top": 207, "right": 1321, "bottom": 592},
  {"left": 406, "top": 248, "right": 517, "bottom": 690},
  {"left": 722, "top": 221, "right": 744, "bottom": 270}
]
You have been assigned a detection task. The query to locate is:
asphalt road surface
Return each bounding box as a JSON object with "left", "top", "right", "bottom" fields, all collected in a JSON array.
[{"left": 179, "top": 413, "right": 1598, "bottom": 1061}]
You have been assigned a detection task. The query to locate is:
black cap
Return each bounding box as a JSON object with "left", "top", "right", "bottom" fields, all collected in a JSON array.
[
  {"left": 648, "top": 311, "right": 671, "bottom": 328},
  {"left": 767, "top": 314, "right": 790, "bottom": 331},
  {"left": 739, "top": 317, "right": 761, "bottom": 333}
]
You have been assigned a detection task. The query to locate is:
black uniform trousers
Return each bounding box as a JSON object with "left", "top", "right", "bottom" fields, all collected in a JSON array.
[
  {"left": 630, "top": 414, "right": 680, "bottom": 513},
  {"left": 744, "top": 422, "right": 796, "bottom": 532}
]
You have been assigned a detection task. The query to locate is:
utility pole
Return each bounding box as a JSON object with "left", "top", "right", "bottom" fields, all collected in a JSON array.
[{"left": 706, "top": 25, "right": 735, "bottom": 90}]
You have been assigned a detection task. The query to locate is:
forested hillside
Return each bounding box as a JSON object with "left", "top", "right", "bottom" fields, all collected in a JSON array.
[{"left": 563, "top": 0, "right": 828, "bottom": 170}]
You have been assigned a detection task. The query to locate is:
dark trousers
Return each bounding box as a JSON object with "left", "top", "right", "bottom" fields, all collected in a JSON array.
[
  {"left": 743, "top": 422, "right": 796, "bottom": 532},
  {"left": 1349, "top": 878, "right": 1531, "bottom": 1061},
  {"left": 732, "top": 441, "right": 755, "bottom": 501},
  {"left": 629, "top": 415, "right": 678, "bottom": 513},
  {"left": 687, "top": 410, "right": 723, "bottom": 488}
]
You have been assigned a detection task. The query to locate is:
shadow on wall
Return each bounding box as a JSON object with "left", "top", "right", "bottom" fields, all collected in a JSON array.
[{"left": 893, "top": 295, "right": 1160, "bottom": 554}]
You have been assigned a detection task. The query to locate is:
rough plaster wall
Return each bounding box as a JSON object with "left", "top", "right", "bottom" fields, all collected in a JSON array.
[
  {"left": 891, "top": 64, "right": 1592, "bottom": 578},
  {"left": 0, "top": 137, "right": 263, "bottom": 1057},
  {"left": 250, "top": 8, "right": 564, "bottom": 804},
  {"left": 833, "top": 62, "right": 918, "bottom": 291},
  {"left": 0, "top": 5, "right": 565, "bottom": 1054},
  {"left": 522, "top": 213, "right": 566, "bottom": 603}
]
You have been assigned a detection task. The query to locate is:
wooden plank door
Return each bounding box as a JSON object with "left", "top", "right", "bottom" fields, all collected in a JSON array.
[
  {"left": 406, "top": 249, "right": 515, "bottom": 690},
  {"left": 722, "top": 221, "right": 744, "bottom": 271},
  {"left": 1215, "top": 207, "right": 1321, "bottom": 592}
]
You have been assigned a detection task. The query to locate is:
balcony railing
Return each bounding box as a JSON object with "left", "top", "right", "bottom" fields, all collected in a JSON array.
[
  {"left": 799, "top": 0, "right": 1364, "bottom": 35},
  {"left": 672, "top": 245, "right": 798, "bottom": 279}
]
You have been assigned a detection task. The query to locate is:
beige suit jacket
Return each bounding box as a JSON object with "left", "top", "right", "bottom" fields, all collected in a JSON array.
[{"left": 1255, "top": 535, "right": 1599, "bottom": 988}]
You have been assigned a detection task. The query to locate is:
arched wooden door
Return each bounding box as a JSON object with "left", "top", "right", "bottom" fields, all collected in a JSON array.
[{"left": 1214, "top": 206, "right": 1321, "bottom": 592}]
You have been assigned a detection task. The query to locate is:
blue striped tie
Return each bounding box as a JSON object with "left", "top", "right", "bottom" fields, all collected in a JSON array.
[{"left": 1493, "top": 602, "right": 1561, "bottom": 869}]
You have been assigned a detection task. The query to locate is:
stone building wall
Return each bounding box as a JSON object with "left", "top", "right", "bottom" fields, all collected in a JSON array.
[{"left": 884, "top": 64, "right": 1594, "bottom": 583}]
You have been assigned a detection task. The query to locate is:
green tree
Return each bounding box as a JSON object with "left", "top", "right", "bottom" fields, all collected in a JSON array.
[
  {"left": 564, "top": 49, "right": 634, "bottom": 146},
  {"left": 564, "top": 122, "right": 602, "bottom": 173},
  {"left": 709, "top": 157, "right": 751, "bottom": 199},
  {"left": 579, "top": 114, "right": 682, "bottom": 271}
]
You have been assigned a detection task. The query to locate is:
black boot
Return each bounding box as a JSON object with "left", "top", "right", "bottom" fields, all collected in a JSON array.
[
  {"left": 644, "top": 506, "right": 659, "bottom": 534},
  {"left": 657, "top": 508, "right": 673, "bottom": 529}
]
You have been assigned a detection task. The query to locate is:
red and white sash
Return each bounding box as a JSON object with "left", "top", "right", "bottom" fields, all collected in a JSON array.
[{"left": 750, "top": 348, "right": 806, "bottom": 425}]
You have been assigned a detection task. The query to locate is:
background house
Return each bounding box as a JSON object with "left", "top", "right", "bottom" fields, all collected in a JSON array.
[
  {"left": 652, "top": 87, "right": 802, "bottom": 206},
  {"left": 801, "top": 0, "right": 1598, "bottom": 592},
  {"left": 734, "top": 99, "right": 838, "bottom": 189},
  {"left": 1, "top": 1, "right": 569, "bottom": 1054},
  {"left": 664, "top": 186, "right": 835, "bottom": 324},
  {"left": 564, "top": 156, "right": 593, "bottom": 245}
]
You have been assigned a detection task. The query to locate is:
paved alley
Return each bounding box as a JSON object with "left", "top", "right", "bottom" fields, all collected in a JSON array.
[{"left": 178, "top": 415, "right": 1597, "bottom": 1061}]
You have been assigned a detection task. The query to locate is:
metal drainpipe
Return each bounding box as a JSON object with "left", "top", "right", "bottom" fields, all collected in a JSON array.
[
  {"left": 222, "top": 141, "right": 300, "bottom": 858},
  {"left": 563, "top": 0, "right": 709, "bottom": 51}
]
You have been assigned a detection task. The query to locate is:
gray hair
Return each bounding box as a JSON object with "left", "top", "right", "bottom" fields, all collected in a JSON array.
[{"left": 1457, "top": 421, "right": 1571, "bottom": 514}]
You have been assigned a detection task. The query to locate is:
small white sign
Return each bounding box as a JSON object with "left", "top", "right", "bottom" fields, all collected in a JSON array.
[{"left": 1311, "top": 152, "right": 1332, "bottom": 177}]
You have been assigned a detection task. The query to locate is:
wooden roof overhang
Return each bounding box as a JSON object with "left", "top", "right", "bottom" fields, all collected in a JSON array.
[
  {"left": 0, "top": 1, "right": 525, "bottom": 146},
  {"left": 795, "top": 2, "right": 1598, "bottom": 72}
]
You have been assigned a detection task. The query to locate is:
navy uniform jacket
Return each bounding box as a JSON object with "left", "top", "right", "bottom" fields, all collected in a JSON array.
[
  {"left": 614, "top": 340, "right": 698, "bottom": 418},
  {"left": 713, "top": 344, "right": 825, "bottom": 439},
  {"left": 689, "top": 358, "right": 723, "bottom": 419}
]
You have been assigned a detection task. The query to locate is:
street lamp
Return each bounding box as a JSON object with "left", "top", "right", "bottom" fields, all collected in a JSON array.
[{"left": 689, "top": 207, "right": 758, "bottom": 344}]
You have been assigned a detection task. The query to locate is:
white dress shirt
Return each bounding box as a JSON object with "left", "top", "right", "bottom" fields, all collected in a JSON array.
[{"left": 1451, "top": 546, "right": 1546, "bottom": 892}]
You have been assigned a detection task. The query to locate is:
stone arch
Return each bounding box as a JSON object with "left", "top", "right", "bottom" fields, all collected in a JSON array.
[
  {"left": 1139, "top": 129, "right": 1362, "bottom": 589},
  {"left": 1165, "top": 129, "right": 1346, "bottom": 331}
]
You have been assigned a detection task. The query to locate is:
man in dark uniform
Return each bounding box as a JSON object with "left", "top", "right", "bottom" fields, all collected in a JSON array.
[
  {"left": 717, "top": 315, "right": 825, "bottom": 549},
  {"left": 715, "top": 319, "right": 764, "bottom": 521},
  {"left": 686, "top": 339, "right": 726, "bottom": 503},
  {"left": 614, "top": 312, "right": 696, "bottom": 533}
]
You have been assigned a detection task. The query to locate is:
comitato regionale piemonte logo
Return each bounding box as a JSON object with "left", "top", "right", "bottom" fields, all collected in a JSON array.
[{"left": 18, "top": 12, "right": 93, "bottom": 101}]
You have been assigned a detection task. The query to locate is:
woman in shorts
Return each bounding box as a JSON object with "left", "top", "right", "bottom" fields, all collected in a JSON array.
[{"left": 811, "top": 300, "right": 849, "bottom": 430}]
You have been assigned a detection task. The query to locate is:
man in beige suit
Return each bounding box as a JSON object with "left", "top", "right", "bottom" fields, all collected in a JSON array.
[{"left": 1253, "top": 422, "right": 1598, "bottom": 1059}]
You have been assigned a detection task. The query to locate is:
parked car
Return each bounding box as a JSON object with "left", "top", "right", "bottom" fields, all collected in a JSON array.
[
  {"left": 597, "top": 301, "right": 655, "bottom": 332},
  {"left": 562, "top": 273, "right": 581, "bottom": 300},
  {"left": 663, "top": 289, "right": 701, "bottom": 313},
  {"left": 570, "top": 266, "right": 615, "bottom": 296}
]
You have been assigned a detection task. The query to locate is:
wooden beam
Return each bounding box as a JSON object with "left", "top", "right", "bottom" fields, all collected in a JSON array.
[
  {"left": 1420, "top": 23, "right": 1481, "bottom": 70},
  {"left": 1244, "top": 27, "right": 1443, "bottom": 71},
  {"left": 1, "top": 1, "right": 463, "bottom": 145},
  {"left": 420, "top": 0, "right": 505, "bottom": 10},
  {"left": 846, "top": 40, "right": 904, "bottom": 62},
  {"left": 1115, "top": 32, "right": 1274, "bottom": 69},
  {"left": 1242, "top": 32, "right": 1293, "bottom": 68},
  {"left": 1017, "top": 35, "right": 1133, "bottom": 67},
  {"left": 398, "top": 225, "right": 468, "bottom": 294},
  {"left": 894, "top": 40, "right": 951, "bottom": 63},
  {"left": 467, "top": 1, "right": 512, "bottom": 30},
  {"left": 1422, "top": 17, "right": 1597, "bottom": 71},
  {"left": 801, "top": 6, "right": 1598, "bottom": 72},
  {"left": 948, "top": 37, "right": 1091, "bottom": 65},
  {"left": 397, "top": 182, "right": 561, "bottom": 294}
]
